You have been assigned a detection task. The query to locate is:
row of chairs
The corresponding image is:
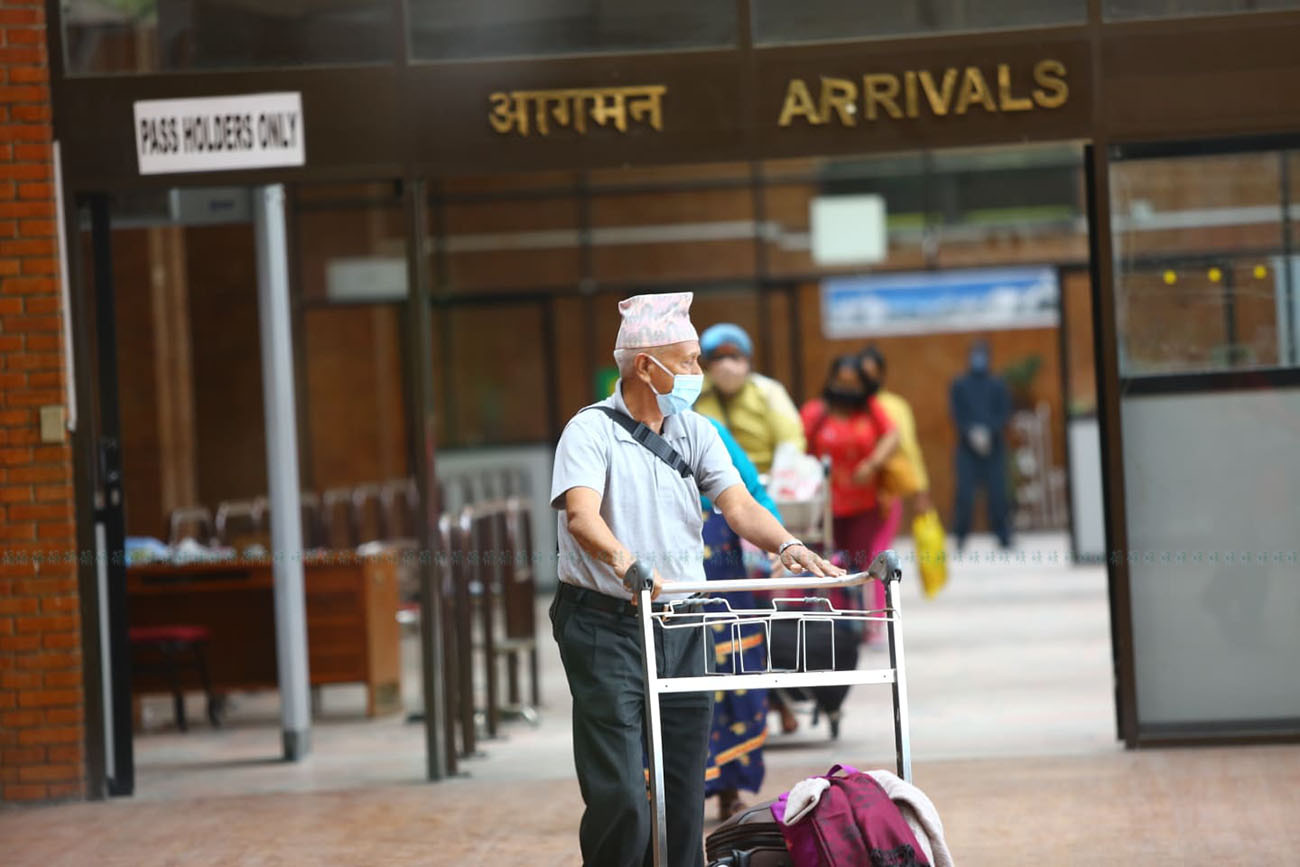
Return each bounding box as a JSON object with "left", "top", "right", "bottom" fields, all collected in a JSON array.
[
  {"left": 166, "top": 468, "right": 532, "bottom": 553},
  {"left": 166, "top": 479, "right": 420, "bottom": 551},
  {"left": 161, "top": 466, "right": 540, "bottom": 760},
  {"left": 430, "top": 495, "right": 539, "bottom": 775}
]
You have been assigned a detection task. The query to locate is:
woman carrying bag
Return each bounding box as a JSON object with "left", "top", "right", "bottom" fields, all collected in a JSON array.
[
  {"left": 799, "top": 355, "right": 901, "bottom": 643},
  {"left": 860, "top": 346, "right": 949, "bottom": 599}
]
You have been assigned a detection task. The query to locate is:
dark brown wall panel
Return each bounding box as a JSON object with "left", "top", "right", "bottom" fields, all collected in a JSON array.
[
  {"left": 1101, "top": 14, "right": 1300, "bottom": 142},
  {"left": 112, "top": 230, "right": 165, "bottom": 539},
  {"left": 1063, "top": 268, "right": 1097, "bottom": 415},
  {"left": 303, "top": 306, "right": 408, "bottom": 490},
  {"left": 186, "top": 224, "right": 267, "bottom": 507}
]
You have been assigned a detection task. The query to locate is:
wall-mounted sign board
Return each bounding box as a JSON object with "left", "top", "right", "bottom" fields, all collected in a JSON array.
[
  {"left": 821, "top": 266, "right": 1059, "bottom": 338},
  {"left": 134, "top": 92, "right": 305, "bottom": 175}
]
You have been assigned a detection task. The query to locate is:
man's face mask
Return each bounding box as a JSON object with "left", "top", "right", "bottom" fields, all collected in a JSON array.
[
  {"left": 707, "top": 354, "right": 749, "bottom": 396},
  {"left": 646, "top": 354, "right": 704, "bottom": 416}
]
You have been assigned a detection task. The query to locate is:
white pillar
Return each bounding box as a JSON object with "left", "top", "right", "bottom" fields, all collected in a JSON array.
[{"left": 254, "top": 184, "right": 311, "bottom": 760}]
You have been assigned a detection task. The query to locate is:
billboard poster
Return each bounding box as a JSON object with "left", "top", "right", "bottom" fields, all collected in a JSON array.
[{"left": 820, "top": 266, "right": 1059, "bottom": 338}]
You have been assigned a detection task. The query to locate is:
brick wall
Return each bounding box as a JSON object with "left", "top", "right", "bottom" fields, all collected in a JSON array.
[{"left": 0, "top": 0, "right": 86, "bottom": 804}]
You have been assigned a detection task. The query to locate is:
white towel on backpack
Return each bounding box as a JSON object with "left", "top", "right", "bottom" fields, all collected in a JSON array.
[
  {"left": 781, "top": 776, "right": 831, "bottom": 824},
  {"left": 868, "top": 770, "right": 955, "bottom": 867}
]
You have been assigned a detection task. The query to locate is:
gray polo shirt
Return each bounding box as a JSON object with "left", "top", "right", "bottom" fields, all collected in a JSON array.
[{"left": 551, "top": 380, "right": 743, "bottom": 601}]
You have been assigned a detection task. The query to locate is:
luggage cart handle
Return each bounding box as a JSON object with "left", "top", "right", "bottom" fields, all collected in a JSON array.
[{"left": 641, "top": 549, "right": 902, "bottom": 596}]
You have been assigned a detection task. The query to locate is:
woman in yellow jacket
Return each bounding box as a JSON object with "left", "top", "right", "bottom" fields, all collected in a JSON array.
[
  {"left": 695, "top": 323, "right": 805, "bottom": 474},
  {"left": 859, "top": 346, "right": 931, "bottom": 536}
]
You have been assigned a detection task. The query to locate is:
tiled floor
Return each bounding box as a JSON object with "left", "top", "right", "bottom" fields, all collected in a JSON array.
[{"left": 6, "top": 533, "right": 1296, "bottom": 863}]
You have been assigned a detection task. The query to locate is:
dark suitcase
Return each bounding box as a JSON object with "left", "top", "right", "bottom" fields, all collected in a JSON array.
[
  {"left": 705, "top": 799, "right": 792, "bottom": 867},
  {"left": 767, "top": 616, "right": 860, "bottom": 737}
]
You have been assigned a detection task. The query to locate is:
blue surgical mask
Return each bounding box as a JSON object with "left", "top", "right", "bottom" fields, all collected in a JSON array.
[{"left": 647, "top": 355, "right": 703, "bottom": 416}]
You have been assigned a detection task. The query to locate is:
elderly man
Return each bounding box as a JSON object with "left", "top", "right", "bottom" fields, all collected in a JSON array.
[
  {"left": 551, "top": 292, "right": 840, "bottom": 867},
  {"left": 693, "top": 322, "right": 805, "bottom": 474}
]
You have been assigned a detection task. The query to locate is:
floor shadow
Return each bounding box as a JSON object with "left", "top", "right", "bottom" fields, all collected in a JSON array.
[{"left": 135, "top": 755, "right": 284, "bottom": 773}]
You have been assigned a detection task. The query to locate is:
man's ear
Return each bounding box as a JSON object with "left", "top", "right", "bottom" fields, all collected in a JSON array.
[{"left": 633, "top": 352, "right": 653, "bottom": 383}]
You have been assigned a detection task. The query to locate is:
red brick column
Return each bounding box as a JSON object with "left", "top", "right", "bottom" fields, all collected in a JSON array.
[{"left": 0, "top": 0, "right": 86, "bottom": 804}]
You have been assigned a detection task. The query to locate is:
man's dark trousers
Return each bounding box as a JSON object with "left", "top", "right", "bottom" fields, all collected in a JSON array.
[
  {"left": 551, "top": 590, "right": 713, "bottom": 867},
  {"left": 953, "top": 441, "right": 1011, "bottom": 548}
]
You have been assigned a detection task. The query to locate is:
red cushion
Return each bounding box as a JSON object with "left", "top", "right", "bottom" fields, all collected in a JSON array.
[{"left": 129, "top": 625, "right": 211, "bottom": 644}]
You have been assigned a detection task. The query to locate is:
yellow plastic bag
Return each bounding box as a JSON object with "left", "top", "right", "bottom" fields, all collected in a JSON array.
[{"left": 911, "top": 509, "right": 948, "bottom": 599}]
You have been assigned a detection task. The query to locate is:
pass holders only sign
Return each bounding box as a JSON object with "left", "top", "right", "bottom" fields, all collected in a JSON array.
[{"left": 134, "top": 92, "right": 305, "bottom": 175}]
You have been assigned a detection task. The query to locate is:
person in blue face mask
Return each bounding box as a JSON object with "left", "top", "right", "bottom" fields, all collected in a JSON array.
[
  {"left": 949, "top": 339, "right": 1014, "bottom": 550},
  {"left": 549, "top": 291, "right": 841, "bottom": 867}
]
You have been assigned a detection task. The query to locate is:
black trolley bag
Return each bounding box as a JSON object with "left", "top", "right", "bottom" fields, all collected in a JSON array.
[
  {"left": 765, "top": 548, "right": 864, "bottom": 738},
  {"left": 705, "top": 799, "right": 792, "bottom": 867},
  {"left": 767, "top": 614, "right": 861, "bottom": 738}
]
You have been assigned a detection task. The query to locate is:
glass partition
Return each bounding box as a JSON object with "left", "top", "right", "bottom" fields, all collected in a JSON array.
[
  {"left": 1109, "top": 142, "right": 1300, "bottom": 740},
  {"left": 1110, "top": 151, "right": 1291, "bottom": 376},
  {"left": 407, "top": 0, "right": 736, "bottom": 61},
  {"left": 63, "top": 0, "right": 396, "bottom": 76},
  {"left": 1106, "top": 0, "right": 1300, "bottom": 20},
  {"left": 752, "top": 0, "right": 1083, "bottom": 45}
]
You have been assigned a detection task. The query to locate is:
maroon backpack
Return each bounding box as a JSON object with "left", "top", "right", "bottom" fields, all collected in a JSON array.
[{"left": 772, "top": 765, "right": 929, "bottom": 867}]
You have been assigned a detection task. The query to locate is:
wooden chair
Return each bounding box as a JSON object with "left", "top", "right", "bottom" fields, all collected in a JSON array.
[
  {"left": 214, "top": 498, "right": 269, "bottom": 552},
  {"left": 451, "top": 506, "right": 480, "bottom": 755},
  {"left": 322, "top": 487, "right": 357, "bottom": 550},
  {"left": 399, "top": 512, "right": 468, "bottom": 773},
  {"left": 497, "top": 497, "right": 540, "bottom": 717},
  {"left": 382, "top": 477, "right": 419, "bottom": 541},
  {"left": 128, "top": 625, "right": 222, "bottom": 732},
  {"left": 468, "top": 503, "right": 507, "bottom": 738},
  {"left": 167, "top": 506, "right": 216, "bottom": 547},
  {"left": 353, "top": 484, "right": 388, "bottom": 545},
  {"left": 435, "top": 513, "right": 461, "bottom": 773},
  {"left": 299, "top": 491, "right": 324, "bottom": 550}
]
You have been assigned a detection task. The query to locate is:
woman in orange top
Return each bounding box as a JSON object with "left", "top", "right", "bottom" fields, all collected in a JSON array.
[{"left": 800, "top": 355, "right": 901, "bottom": 639}]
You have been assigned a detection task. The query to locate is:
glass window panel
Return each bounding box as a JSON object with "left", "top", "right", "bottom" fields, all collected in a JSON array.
[
  {"left": 753, "top": 0, "right": 1083, "bottom": 45},
  {"left": 1111, "top": 152, "right": 1287, "bottom": 376},
  {"left": 63, "top": 0, "right": 396, "bottom": 76},
  {"left": 303, "top": 306, "right": 410, "bottom": 490},
  {"left": 408, "top": 0, "right": 736, "bottom": 61},
  {"left": 552, "top": 294, "right": 596, "bottom": 420},
  {"left": 1106, "top": 0, "right": 1300, "bottom": 20},
  {"left": 293, "top": 182, "right": 412, "bottom": 523},
  {"left": 1122, "top": 389, "right": 1300, "bottom": 729},
  {"left": 762, "top": 153, "right": 933, "bottom": 277},
  {"left": 293, "top": 183, "right": 407, "bottom": 304},
  {"left": 439, "top": 194, "right": 581, "bottom": 293},
  {"left": 588, "top": 186, "right": 756, "bottom": 284},
  {"left": 690, "top": 288, "right": 764, "bottom": 353},
  {"left": 932, "top": 145, "right": 1086, "bottom": 269},
  {"left": 445, "top": 304, "right": 549, "bottom": 445},
  {"left": 764, "top": 145, "right": 1084, "bottom": 278}
]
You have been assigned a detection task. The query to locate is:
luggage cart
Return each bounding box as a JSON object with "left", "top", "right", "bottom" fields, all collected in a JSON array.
[{"left": 633, "top": 550, "right": 911, "bottom": 867}]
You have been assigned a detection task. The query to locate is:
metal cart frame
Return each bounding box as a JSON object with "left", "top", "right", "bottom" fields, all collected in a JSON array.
[{"left": 634, "top": 549, "right": 912, "bottom": 867}]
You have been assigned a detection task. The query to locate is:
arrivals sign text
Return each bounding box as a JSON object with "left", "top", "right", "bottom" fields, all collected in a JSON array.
[{"left": 778, "top": 61, "right": 1068, "bottom": 127}]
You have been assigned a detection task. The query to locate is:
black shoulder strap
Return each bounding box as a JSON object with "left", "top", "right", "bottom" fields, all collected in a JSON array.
[{"left": 583, "top": 406, "right": 694, "bottom": 480}]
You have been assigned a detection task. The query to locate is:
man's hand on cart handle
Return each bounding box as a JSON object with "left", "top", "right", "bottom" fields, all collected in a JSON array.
[
  {"left": 619, "top": 558, "right": 664, "bottom": 602},
  {"left": 778, "top": 542, "right": 844, "bottom": 578}
]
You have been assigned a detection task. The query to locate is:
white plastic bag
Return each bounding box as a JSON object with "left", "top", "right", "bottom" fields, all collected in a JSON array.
[{"left": 767, "top": 442, "right": 824, "bottom": 502}]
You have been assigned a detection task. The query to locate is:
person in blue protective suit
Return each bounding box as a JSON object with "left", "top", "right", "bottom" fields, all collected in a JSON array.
[
  {"left": 700, "top": 417, "right": 780, "bottom": 820},
  {"left": 949, "top": 340, "right": 1013, "bottom": 550}
]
